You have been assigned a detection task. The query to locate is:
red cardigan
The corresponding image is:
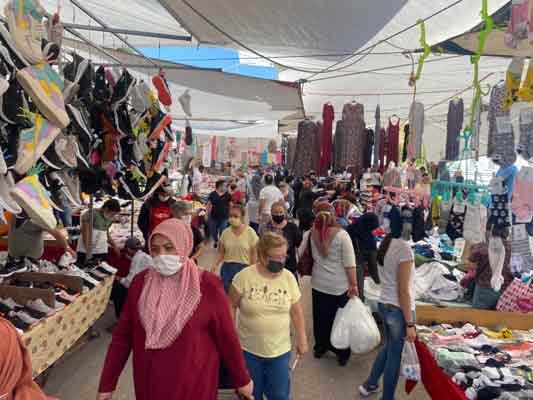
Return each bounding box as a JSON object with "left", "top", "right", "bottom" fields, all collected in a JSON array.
[{"left": 98, "top": 270, "right": 250, "bottom": 400}]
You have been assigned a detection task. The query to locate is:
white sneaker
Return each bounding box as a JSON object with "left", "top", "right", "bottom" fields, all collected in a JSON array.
[
  {"left": 28, "top": 298, "right": 55, "bottom": 316},
  {"left": 99, "top": 262, "right": 117, "bottom": 275}
]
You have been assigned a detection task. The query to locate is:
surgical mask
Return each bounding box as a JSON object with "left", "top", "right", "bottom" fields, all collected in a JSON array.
[
  {"left": 152, "top": 255, "right": 183, "bottom": 276},
  {"left": 180, "top": 215, "right": 192, "bottom": 224},
  {"left": 272, "top": 215, "right": 285, "bottom": 224},
  {"left": 159, "top": 194, "right": 170, "bottom": 202},
  {"left": 229, "top": 217, "right": 242, "bottom": 227},
  {"left": 267, "top": 259, "right": 284, "bottom": 273}
]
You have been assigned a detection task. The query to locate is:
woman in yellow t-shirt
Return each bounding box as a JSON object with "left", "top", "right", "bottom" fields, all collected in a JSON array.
[
  {"left": 213, "top": 204, "right": 258, "bottom": 293},
  {"left": 229, "top": 232, "right": 308, "bottom": 400}
]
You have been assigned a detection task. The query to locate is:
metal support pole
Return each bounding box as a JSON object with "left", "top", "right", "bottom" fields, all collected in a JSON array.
[
  {"left": 130, "top": 200, "right": 135, "bottom": 238},
  {"left": 87, "top": 195, "right": 94, "bottom": 261},
  {"left": 61, "top": 23, "right": 192, "bottom": 42}
]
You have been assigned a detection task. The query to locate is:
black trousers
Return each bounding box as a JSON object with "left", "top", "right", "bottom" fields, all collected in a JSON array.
[
  {"left": 356, "top": 250, "right": 380, "bottom": 302},
  {"left": 312, "top": 289, "right": 351, "bottom": 359},
  {"left": 110, "top": 281, "right": 128, "bottom": 319}
]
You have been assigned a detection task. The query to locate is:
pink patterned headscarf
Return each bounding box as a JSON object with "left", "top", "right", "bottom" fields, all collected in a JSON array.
[{"left": 138, "top": 219, "right": 202, "bottom": 350}]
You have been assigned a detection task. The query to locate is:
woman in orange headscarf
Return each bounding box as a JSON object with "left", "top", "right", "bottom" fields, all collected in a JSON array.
[
  {"left": 0, "top": 317, "right": 53, "bottom": 400},
  {"left": 306, "top": 202, "right": 358, "bottom": 367}
]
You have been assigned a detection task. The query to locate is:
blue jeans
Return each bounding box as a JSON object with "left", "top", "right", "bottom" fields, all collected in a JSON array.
[
  {"left": 220, "top": 262, "right": 247, "bottom": 293},
  {"left": 208, "top": 216, "right": 228, "bottom": 244},
  {"left": 243, "top": 351, "right": 291, "bottom": 400},
  {"left": 472, "top": 284, "right": 501, "bottom": 310},
  {"left": 366, "top": 303, "right": 410, "bottom": 400}
]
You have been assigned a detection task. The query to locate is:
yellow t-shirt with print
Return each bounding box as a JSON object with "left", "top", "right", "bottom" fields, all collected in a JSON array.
[
  {"left": 232, "top": 265, "right": 301, "bottom": 358},
  {"left": 220, "top": 226, "right": 259, "bottom": 265}
]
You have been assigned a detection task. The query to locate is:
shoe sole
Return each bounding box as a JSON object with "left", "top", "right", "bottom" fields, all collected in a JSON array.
[
  {"left": 10, "top": 177, "right": 57, "bottom": 231},
  {"left": 17, "top": 67, "right": 70, "bottom": 129},
  {"left": 358, "top": 386, "right": 379, "bottom": 397},
  {"left": 0, "top": 265, "right": 28, "bottom": 278}
]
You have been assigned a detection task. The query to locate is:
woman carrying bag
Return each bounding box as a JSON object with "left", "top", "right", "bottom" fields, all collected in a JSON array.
[
  {"left": 359, "top": 221, "right": 416, "bottom": 399},
  {"left": 301, "top": 203, "right": 358, "bottom": 366}
]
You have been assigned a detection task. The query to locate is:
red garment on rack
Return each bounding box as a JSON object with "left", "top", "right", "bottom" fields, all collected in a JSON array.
[
  {"left": 386, "top": 118, "right": 400, "bottom": 167},
  {"left": 320, "top": 103, "right": 334, "bottom": 175}
]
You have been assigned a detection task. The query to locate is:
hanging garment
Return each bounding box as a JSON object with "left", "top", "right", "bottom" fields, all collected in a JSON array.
[
  {"left": 518, "top": 108, "right": 533, "bottom": 160},
  {"left": 333, "top": 120, "right": 345, "bottom": 172},
  {"left": 292, "top": 120, "right": 320, "bottom": 177},
  {"left": 378, "top": 128, "right": 387, "bottom": 173},
  {"left": 320, "top": 103, "right": 334, "bottom": 175},
  {"left": 402, "top": 123, "right": 410, "bottom": 162},
  {"left": 314, "top": 122, "right": 323, "bottom": 172},
  {"left": 463, "top": 202, "right": 487, "bottom": 245},
  {"left": 446, "top": 99, "right": 463, "bottom": 161},
  {"left": 287, "top": 136, "right": 297, "bottom": 172},
  {"left": 373, "top": 105, "right": 381, "bottom": 168},
  {"left": 363, "top": 128, "right": 374, "bottom": 170},
  {"left": 511, "top": 166, "right": 533, "bottom": 220},
  {"left": 281, "top": 135, "right": 288, "bottom": 166},
  {"left": 386, "top": 118, "right": 400, "bottom": 167},
  {"left": 408, "top": 101, "right": 425, "bottom": 160},
  {"left": 511, "top": 224, "right": 533, "bottom": 275},
  {"left": 488, "top": 177, "right": 511, "bottom": 233},
  {"left": 491, "top": 114, "right": 517, "bottom": 168},
  {"left": 471, "top": 96, "right": 482, "bottom": 153},
  {"left": 341, "top": 102, "right": 365, "bottom": 177},
  {"left": 446, "top": 201, "right": 466, "bottom": 241},
  {"left": 488, "top": 83, "right": 509, "bottom": 158}
]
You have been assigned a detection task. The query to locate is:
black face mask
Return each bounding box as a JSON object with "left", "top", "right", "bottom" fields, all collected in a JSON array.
[
  {"left": 267, "top": 260, "right": 284, "bottom": 273},
  {"left": 272, "top": 215, "right": 285, "bottom": 224}
]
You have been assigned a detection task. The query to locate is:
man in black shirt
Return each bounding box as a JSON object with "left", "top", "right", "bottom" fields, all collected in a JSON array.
[{"left": 206, "top": 180, "right": 231, "bottom": 248}]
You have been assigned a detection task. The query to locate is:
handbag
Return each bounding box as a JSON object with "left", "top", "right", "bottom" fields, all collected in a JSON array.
[
  {"left": 496, "top": 278, "right": 533, "bottom": 313},
  {"left": 297, "top": 233, "right": 314, "bottom": 276}
]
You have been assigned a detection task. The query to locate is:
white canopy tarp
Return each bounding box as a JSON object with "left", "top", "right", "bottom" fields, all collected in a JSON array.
[{"left": 172, "top": 120, "right": 278, "bottom": 138}]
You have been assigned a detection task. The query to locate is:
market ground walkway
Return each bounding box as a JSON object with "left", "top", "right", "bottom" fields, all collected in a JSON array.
[{"left": 43, "top": 246, "right": 429, "bottom": 400}]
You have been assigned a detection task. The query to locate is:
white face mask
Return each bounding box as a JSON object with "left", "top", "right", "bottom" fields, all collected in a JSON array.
[
  {"left": 180, "top": 215, "right": 192, "bottom": 224},
  {"left": 152, "top": 255, "right": 183, "bottom": 276}
]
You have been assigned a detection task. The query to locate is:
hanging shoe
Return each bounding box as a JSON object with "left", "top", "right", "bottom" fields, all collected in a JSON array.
[
  {"left": 149, "top": 109, "right": 172, "bottom": 140},
  {"left": 117, "top": 170, "right": 144, "bottom": 200},
  {"left": 66, "top": 102, "right": 93, "bottom": 155},
  {"left": 105, "top": 66, "right": 120, "bottom": 91},
  {"left": 38, "top": 172, "right": 63, "bottom": 212},
  {"left": 4, "top": 0, "right": 47, "bottom": 65},
  {"left": 0, "top": 171, "right": 21, "bottom": 214},
  {"left": 0, "top": 144, "right": 7, "bottom": 175},
  {"left": 1, "top": 78, "right": 25, "bottom": 125},
  {"left": 41, "top": 142, "right": 64, "bottom": 170},
  {"left": 152, "top": 70, "right": 172, "bottom": 108},
  {"left": 76, "top": 165, "right": 105, "bottom": 195},
  {"left": 0, "top": 77, "right": 12, "bottom": 125},
  {"left": 52, "top": 169, "right": 82, "bottom": 207},
  {"left": 93, "top": 65, "right": 110, "bottom": 102},
  {"left": 110, "top": 69, "right": 135, "bottom": 105},
  {"left": 0, "top": 23, "right": 29, "bottom": 70},
  {"left": 151, "top": 139, "right": 172, "bottom": 175},
  {"left": 178, "top": 89, "right": 192, "bottom": 117},
  {"left": 54, "top": 132, "right": 78, "bottom": 168},
  {"left": 114, "top": 103, "right": 133, "bottom": 137},
  {"left": 185, "top": 119, "right": 193, "bottom": 145},
  {"left": 41, "top": 39, "right": 59, "bottom": 64},
  {"left": 131, "top": 80, "right": 152, "bottom": 112},
  {"left": 62, "top": 54, "right": 90, "bottom": 104},
  {"left": 142, "top": 170, "right": 167, "bottom": 200},
  {"left": 119, "top": 136, "right": 136, "bottom": 167},
  {"left": 44, "top": 11, "right": 63, "bottom": 50},
  {"left": 14, "top": 112, "right": 60, "bottom": 175},
  {"left": 10, "top": 174, "right": 57, "bottom": 231},
  {"left": 17, "top": 64, "right": 70, "bottom": 128}
]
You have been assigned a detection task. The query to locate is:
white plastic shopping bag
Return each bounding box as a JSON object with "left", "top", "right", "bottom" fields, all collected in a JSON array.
[
  {"left": 330, "top": 298, "right": 381, "bottom": 353},
  {"left": 400, "top": 342, "right": 421, "bottom": 381}
]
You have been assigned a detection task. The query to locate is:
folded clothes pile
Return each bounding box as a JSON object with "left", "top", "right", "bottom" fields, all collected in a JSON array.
[{"left": 418, "top": 323, "right": 533, "bottom": 399}]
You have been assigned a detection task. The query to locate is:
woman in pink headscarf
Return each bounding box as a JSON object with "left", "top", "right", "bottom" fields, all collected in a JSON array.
[{"left": 97, "top": 219, "right": 253, "bottom": 400}]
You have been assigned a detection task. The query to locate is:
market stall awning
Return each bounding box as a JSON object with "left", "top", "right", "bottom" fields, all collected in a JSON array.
[
  {"left": 65, "top": 39, "right": 304, "bottom": 122},
  {"left": 172, "top": 120, "right": 279, "bottom": 138},
  {"left": 433, "top": 2, "right": 533, "bottom": 58}
]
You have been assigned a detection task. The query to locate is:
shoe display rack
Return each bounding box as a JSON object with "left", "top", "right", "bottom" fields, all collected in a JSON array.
[{"left": 20, "top": 273, "right": 113, "bottom": 378}]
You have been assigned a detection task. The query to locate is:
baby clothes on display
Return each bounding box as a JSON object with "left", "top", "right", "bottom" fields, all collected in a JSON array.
[
  {"left": 488, "top": 235, "right": 506, "bottom": 291},
  {"left": 446, "top": 201, "right": 467, "bottom": 241},
  {"left": 492, "top": 115, "right": 517, "bottom": 168},
  {"left": 439, "top": 199, "right": 453, "bottom": 234},
  {"left": 511, "top": 224, "right": 533, "bottom": 274},
  {"left": 488, "top": 177, "right": 511, "bottom": 232},
  {"left": 446, "top": 99, "right": 464, "bottom": 161},
  {"left": 408, "top": 101, "right": 424, "bottom": 160},
  {"left": 517, "top": 108, "right": 533, "bottom": 160},
  {"left": 511, "top": 166, "right": 533, "bottom": 220},
  {"left": 488, "top": 83, "right": 509, "bottom": 159},
  {"left": 463, "top": 201, "right": 487, "bottom": 245}
]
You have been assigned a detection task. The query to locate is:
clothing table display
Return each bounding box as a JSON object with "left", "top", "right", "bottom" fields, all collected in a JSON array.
[
  {"left": 415, "top": 313, "right": 533, "bottom": 400},
  {"left": 0, "top": 259, "right": 116, "bottom": 378}
]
